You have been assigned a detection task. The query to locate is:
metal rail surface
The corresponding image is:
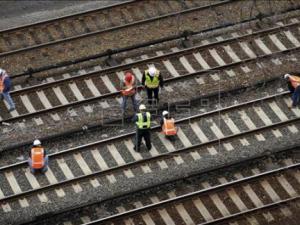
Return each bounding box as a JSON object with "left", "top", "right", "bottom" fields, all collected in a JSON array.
[
  {"left": 87, "top": 163, "right": 300, "bottom": 224},
  {"left": 1, "top": 17, "right": 299, "bottom": 125},
  {"left": 1, "top": 91, "right": 299, "bottom": 206}
]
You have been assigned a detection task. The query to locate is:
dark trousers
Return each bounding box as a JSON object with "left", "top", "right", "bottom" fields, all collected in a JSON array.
[
  {"left": 146, "top": 88, "right": 159, "bottom": 105},
  {"left": 292, "top": 86, "right": 300, "bottom": 106},
  {"left": 135, "top": 128, "right": 152, "bottom": 151}
]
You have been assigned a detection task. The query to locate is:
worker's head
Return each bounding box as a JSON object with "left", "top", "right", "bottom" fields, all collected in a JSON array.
[
  {"left": 162, "top": 110, "right": 169, "bottom": 116},
  {"left": 148, "top": 67, "right": 157, "bottom": 77},
  {"left": 139, "top": 104, "right": 146, "bottom": 111},
  {"left": 33, "top": 139, "right": 41, "bottom": 146},
  {"left": 125, "top": 72, "right": 133, "bottom": 83},
  {"left": 284, "top": 73, "right": 290, "bottom": 80}
]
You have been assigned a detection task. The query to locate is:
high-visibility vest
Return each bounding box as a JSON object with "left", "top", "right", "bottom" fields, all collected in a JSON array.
[
  {"left": 289, "top": 75, "right": 300, "bottom": 89},
  {"left": 121, "top": 76, "right": 136, "bottom": 96},
  {"left": 162, "top": 118, "right": 177, "bottom": 136},
  {"left": 136, "top": 112, "right": 151, "bottom": 129},
  {"left": 145, "top": 70, "right": 160, "bottom": 88},
  {"left": 0, "top": 73, "right": 8, "bottom": 92},
  {"left": 31, "top": 147, "right": 45, "bottom": 169}
]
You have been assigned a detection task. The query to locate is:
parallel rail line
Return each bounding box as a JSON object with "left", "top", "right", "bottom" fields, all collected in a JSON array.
[
  {"left": 0, "top": 0, "right": 216, "bottom": 56},
  {"left": 90, "top": 163, "right": 300, "bottom": 225},
  {"left": 1, "top": 92, "right": 299, "bottom": 209},
  {"left": 2, "top": 0, "right": 297, "bottom": 75},
  {"left": 1, "top": 18, "right": 299, "bottom": 125},
  {"left": 19, "top": 145, "right": 299, "bottom": 225}
]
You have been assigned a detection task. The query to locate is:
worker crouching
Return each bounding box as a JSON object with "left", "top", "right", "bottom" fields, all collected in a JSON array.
[
  {"left": 160, "top": 111, "right": 177, "bottom": 137},
  {"left": 284, "top": 73, "right": 300, "bottom": 108},
  {"left": 28, "top": 140, "right": 48, "bottom": 174},
  {"left": 121, "top": 71, "right": 138, "bottom": 115},
  {"left": 134, "top": 104, "right": 152, "bottom": 152}
]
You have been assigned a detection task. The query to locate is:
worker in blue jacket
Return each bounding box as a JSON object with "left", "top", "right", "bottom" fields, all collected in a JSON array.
[{"left": 0, "top": 68, "right": 15, "bottom": 112}]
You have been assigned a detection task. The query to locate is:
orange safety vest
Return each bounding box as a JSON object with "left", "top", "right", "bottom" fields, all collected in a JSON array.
[
  {"left": 289, "top": 75, "right": 300, "bottom": 89},
  {"left": 121, "top": 76, "right": 136, "bottom": 96},
  {"left": 31, "top": 147, "right": 45, "bottom": 169},
  {"left": 0, "top": 73, "right": 8, "bottom": 92},
  {"left": 162, "top": 118, "right": 177, "bottom": 136}
]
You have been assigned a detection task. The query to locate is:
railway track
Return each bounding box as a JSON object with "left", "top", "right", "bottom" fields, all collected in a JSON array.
[
  {"left": 1, "top": 91, "right": 300, "bottom": 214},
  {"left": 1, "top": 0, "right": 298, "bottom": 75},
  {"left": 90, "top": 160, "right": 300, "bottom": 225},
  {"left": 0, "top": 0, "right": 213, "bottom": 54},
  {"left": 6, "top": 146, "right": 300, "bottom": 225},
  {"left": 1, "top": 15, "right": 299, "bottom": 137}
]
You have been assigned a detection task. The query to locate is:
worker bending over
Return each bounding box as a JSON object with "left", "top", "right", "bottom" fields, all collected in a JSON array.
[
  {"left": 142, "top": 66, "right": 163, "bottom": 106},
  {"left": 284, "top": 73, "right": 300, "bottom": 108},
  {"left": 160, "top": 110, "right": 177, "bottom": 137},
  {"left": 134, "top": 104, "right": 152, "bottom": 152},
  {"left": 0, "top": 68, "right": 15, "bottom": 112},
  {"left": 121, "top": 71, "right": 138, "bottom": 114},
  {"left": 28, "top": 140, "right": 49, "bottom": 174}
]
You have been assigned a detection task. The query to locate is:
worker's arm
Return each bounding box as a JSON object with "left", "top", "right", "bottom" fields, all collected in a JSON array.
[
  {"left": 159, "top": 74, "right": 164, "bottom": 88},
  {"left": 160, "top": 116, "right": 164, "bottom": 128},
  {"left": 3, "top": 77, "right": 11, "bottom": 93},
  {"left": 142, "top": 73, "right": 146, "bottom": 86}
]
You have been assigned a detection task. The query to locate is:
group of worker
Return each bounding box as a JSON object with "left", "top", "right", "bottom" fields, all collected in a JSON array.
[{"left": 3, "top": 65, "right": 299, "bottom": 174}]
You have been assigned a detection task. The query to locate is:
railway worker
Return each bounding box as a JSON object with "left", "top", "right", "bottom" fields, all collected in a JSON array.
[
  {"left": 0, "top": 68, "right": 15, "bottom": 112},
  {"left": 142, "top": 66, "right": 164, "bottom": 106},
  {"left": 284, "top": 73, "right": 300, "bottom": 108},
  {"left": 134, "top": 104, "right": 152, "bottom": 152},
  {"left": 160, "top": 110, "right": 177, "bottom": 137},
  {"left": 28, "top": 139, "right": 49, "bottom": 174},
  {"left": 121, "top": 71, "right": 138, "bottom": 115}
]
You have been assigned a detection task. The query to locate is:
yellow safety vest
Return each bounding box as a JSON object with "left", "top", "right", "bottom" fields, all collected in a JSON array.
[
  {"left": 136, "top": 112, "right": 151, "bottom": 129},
  {"left": 145, "top": 70, "right": 160, "bottom": 88}
]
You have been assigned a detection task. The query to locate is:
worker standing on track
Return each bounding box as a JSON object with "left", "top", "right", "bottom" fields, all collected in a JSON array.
[
  {"left": 284, "top": 73, "right": 300, "bottom": 108},
  {"left": 0, "top": 68, "right": 15, "bottom": 112},
  {"left": 142, "top": 66, "right": 164, "bottom": 106},
  {"left": 160, "top": 110, "right": 177, "bottom": 137},
  {"left": 121, "top": 71, "right": 138, "bottom": 115},
  {"left": 28, "top": 139, "right": 49, "bottom": 174},
  {"left": 134, "top": 104, "right": 152, "bottom": 152}
]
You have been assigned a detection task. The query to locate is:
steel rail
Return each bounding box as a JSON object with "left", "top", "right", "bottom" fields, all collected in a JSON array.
[
  {"left": 0, "top": 74, "right": 282, "bottom": 152},
  {"left": 1, "top": 93, "right": 298, "bottom": 203},
  {"left": 0, "top": 1, "right": 135, "bottom": 34},
  {"left": 200, "top": 197, "right": 300, "bottom": 225},
  {"left": 20, "top": 145, "right": 299, "bottom": 225},
  {"left": 2, "top": 44, "right": 299, "bottom": 124},
  {"left": 9, "top": 21, "right": 300, "bottom": 95},
  {"left": 80, "top": 163, "right": 300, "bottom": 224},
  {"left": 0, "top": 0, "right": 234, "bottom": 58},
  {"left": 12, "top": 6, "right": 300, "bottom": 79},
  {"left": 0, "top": 90, "right": 290, "bottom": 171}
]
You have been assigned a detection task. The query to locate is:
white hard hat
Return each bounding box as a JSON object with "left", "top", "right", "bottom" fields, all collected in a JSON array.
[
  {"left": 33, "top": 139, "right": 41, "bottom": 146},
  {"left": 148, "top": 67, "right": 156, "bottom": 77},
  {"left": 162, "top": 110, "right": 169, "bottom": 116},
  {"left": 139, "top": 104, "right": 146, "bottom": 110},
  {"left": 284, "top": 73, "right": 290, "bottom": 79}
]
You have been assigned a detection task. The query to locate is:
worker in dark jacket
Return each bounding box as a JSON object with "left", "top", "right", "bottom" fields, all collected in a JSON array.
[
  {"left": 28, "top": 139, "right": 48, "bottom": 174},
  {"left": 142, "top": 66, "right": 163, "bottom": 106},
  {"left": 133, "top": 104, "right": 152, "bottom": 152},
  {"left": 284, "top": 73, "right": 300, "bottom": 108},
  {"left": 0, "top": 68, "right": 15, "bottom": 112}
]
